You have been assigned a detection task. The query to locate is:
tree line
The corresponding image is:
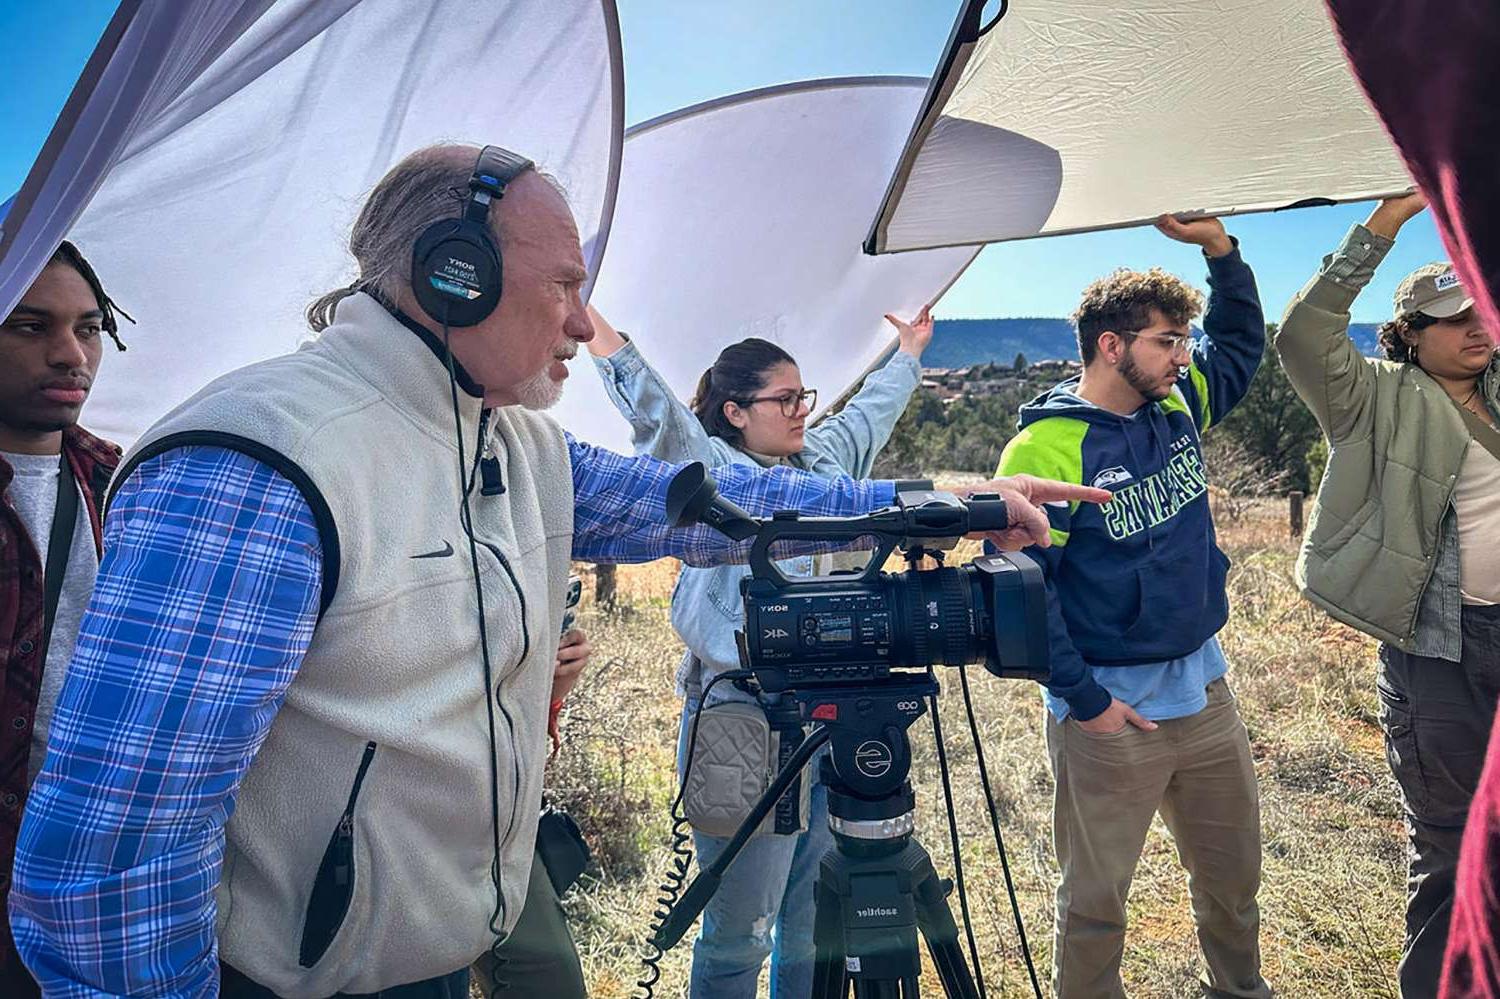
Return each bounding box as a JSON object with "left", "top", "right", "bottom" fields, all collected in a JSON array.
[{"left": 872, "top": 324, "right": 1325, "bottom": 496}]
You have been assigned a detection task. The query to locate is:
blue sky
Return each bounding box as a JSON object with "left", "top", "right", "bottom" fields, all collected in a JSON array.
[{"left": 2, "top": 0, "right": 1443, "bottom": 323}]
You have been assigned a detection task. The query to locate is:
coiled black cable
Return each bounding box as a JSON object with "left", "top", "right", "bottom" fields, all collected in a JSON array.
[
  {"left": 635, "top": 808, "right": 692, "bottom": 998},
  {"left": 636, "top": 669, "right": 753, "bottom": 999}
]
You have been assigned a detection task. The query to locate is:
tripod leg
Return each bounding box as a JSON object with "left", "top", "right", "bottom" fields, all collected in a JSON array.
[
  {"left": 911, "top": 860, "right": 981, "bottom": 999},
  {"left": 812, "top": 871, "right": 849, "bottom": 999},
  {"left": 852, "top": 979, "right": 907, "bottom": 999}
]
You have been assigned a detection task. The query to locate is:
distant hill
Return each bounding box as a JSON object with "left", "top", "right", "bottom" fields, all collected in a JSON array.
[{"left": 928, "top": 318, "right": 1382, "bottom": 368}]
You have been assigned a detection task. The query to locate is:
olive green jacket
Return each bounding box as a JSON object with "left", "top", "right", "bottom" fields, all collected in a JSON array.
[{"left": 1276, "top": 224, "right": 1500, "bottom": 659}]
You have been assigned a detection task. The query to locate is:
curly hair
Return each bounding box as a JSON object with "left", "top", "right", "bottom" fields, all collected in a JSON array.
[
  {"left": 1376, "top": 311, "right": 1439, "bottom": 364},
  {"left": 1072, "top": 267, "right": 1204, "bottom": 364}
]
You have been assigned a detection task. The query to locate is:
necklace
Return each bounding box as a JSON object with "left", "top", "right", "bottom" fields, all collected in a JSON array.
[{"left": 1459, "top": 383, "right": 1497, "bottom": 428}]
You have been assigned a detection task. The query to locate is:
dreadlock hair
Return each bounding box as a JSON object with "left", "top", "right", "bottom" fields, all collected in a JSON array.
[
  {"left": 49, "top": 241, "right": 131, "bottom": 351},
  {"left": 689, "top": 338, "right": 797, "bottom": 448},
  {"left": 1376, "top": 311, "right": 1439, "bottom": 364}
]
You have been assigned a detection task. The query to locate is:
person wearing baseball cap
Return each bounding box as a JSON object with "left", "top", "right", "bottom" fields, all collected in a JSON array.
[
  {"left": 1393, "top": 262, "right": 1478, "bottom": 323},
  {"left": 1276, "top": 192, "right": 1500, "bottom": 999}
]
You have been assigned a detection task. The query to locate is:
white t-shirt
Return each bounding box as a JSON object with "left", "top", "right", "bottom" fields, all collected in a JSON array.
[
  {"left": 3, "top": 451, "right": 100, "bottom": 780},
  {"left": 1455, "top": 438, "right": 1500, "bottom": 606}
]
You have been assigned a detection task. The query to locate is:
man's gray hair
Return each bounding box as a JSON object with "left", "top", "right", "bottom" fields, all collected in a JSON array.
[{"left": 307, "top": 144, "right": 506, "bottom": 332}]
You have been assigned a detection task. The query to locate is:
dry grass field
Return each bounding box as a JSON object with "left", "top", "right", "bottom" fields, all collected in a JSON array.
[{"left": 535, "top": 498, "right": 1404, "bottom": 998}]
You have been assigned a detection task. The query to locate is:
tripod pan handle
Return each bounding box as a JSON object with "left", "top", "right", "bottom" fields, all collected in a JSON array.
[{"left": 652, "top": 871, "right": 720, "bottom": 951}]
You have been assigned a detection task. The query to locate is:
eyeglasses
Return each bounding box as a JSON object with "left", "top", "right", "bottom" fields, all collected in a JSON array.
[
  {"left": 1122, "top": 331, "right": 1193, "bottom": 355},
  {"left": 738, "top": 388, "right": 817, "bottom": 417}
]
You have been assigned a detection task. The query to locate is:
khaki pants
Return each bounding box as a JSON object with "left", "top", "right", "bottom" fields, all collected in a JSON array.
[{"left": 1046, "top": 678, "right": 1271, "bottom": 999}]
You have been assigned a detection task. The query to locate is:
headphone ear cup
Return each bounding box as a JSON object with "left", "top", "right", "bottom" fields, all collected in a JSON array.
[{"left": 411, "top": 219, "right": 503, "bottom": 327}]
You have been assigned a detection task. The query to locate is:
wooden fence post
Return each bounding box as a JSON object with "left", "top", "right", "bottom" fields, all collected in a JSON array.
[
  {"left": 595, "top": 563, "right": 617, "bottom": 607},
  {"left": 1289, "top": 491, "right": 1304, "bottom": 538}
]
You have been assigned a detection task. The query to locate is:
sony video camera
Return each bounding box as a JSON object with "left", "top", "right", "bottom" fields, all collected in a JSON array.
[{"left": 665, "top": 463, "right": 1050, "bottom": 691}]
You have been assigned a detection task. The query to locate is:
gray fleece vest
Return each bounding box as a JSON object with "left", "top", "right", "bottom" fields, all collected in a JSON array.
[{"left": 117, "top": 293, "right": 574, "bottom": 996}]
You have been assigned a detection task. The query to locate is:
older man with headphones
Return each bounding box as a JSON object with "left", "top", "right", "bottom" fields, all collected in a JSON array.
[{"left": 8, "top": 144, "right": 1105, "bottom": 997}]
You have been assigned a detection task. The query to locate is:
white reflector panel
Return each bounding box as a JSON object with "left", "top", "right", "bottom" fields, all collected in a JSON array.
[
  {"left": 867, "top": 0, "right": 1411, "bottom": 254},
  {"left": 563, "top": 78, "right": 980, "bottom": 453}
]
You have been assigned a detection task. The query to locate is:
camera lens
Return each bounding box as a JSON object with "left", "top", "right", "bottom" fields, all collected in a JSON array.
[{"left": 895, "top": 567, "right": 978, "bottom": 667}]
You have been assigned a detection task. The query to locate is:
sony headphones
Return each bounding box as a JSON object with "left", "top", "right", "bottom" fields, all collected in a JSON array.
[
  {"left": 415, "top": 144, "right": 539, "bottom": 978},
  {"left": 411, "top": 145, "right": 534, "bottom": 327}
]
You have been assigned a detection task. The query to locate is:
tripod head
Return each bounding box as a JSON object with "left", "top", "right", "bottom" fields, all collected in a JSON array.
[
  {"left": 798, "top": 675, "right": 932, "bottom": 809},
  {"left": 651, "top": 676, "right": 936, "bottom": 951}
]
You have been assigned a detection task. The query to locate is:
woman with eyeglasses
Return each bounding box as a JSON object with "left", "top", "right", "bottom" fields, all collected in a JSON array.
[{"left": 585, "top": 304, "right": 932, "bottom": 999}]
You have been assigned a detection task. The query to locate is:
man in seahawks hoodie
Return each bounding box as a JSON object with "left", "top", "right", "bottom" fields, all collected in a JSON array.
[{"left": 997, "top": 215, "right": 1268, "bottom": 999}]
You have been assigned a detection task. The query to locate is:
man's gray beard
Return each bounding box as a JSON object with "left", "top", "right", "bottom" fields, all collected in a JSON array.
[{"left": 514, "top": 366, "right": 565, "bottom": 410}]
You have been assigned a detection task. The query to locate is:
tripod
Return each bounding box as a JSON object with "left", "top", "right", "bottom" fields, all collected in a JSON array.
[
  {"left": 807, "top": 679, "right": 981, "bottom": 999},
  {"left": 654, "top": 675, "right": 981, "bottom": 998}
]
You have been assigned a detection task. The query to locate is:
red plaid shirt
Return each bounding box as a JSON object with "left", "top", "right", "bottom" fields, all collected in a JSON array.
[{"left": 0, "top": 426, "right": 118, "bottom": 992}]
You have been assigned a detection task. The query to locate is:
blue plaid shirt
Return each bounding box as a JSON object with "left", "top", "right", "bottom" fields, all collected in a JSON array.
[{"left": 11, "top": 438, "right": 895, "bottom": 996}]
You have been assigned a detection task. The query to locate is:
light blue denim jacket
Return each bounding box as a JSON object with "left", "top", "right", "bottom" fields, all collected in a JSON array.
[{"left": 592, "top": 338, "right": 922, "bottom": 700}]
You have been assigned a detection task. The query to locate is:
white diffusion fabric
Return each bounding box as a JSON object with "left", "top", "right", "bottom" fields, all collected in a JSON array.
[
  {"left": 866, "top": 0, "right": 1412, "bottom": 253},
  {"left": 0, "top": 1, "right": 283, "bottom": 315},
  {"left": 563, "top": 78, "right": 980, "bottom": 454},
  {"left": 3, "top": 0, "right": 622, "bottom": 446}
]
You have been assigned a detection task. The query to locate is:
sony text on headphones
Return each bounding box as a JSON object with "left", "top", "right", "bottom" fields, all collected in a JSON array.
[{"left": 411, "top": 145, "right": 534, "bottom": 327}]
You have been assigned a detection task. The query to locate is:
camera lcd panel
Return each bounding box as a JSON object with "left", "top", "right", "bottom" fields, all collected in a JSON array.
[{"left": 813, "top": 614, "right": 855, "bottom": 644}]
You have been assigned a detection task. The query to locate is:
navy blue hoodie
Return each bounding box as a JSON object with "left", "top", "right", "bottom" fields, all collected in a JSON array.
[{"left": 997, "top": 245, "right": 1264, "bottom": 721}]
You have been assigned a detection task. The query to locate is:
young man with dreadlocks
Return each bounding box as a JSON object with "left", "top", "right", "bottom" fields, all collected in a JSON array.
[{"left": 0, "top": 241, "right": 127, "bottom": 996}]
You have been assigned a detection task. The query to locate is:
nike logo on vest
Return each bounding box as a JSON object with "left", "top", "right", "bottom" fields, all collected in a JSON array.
[{"left": 410, "top": 541, "right": 455, "bottom": 559}]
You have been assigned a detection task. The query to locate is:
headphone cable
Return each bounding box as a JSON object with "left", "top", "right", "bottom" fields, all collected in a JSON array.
[{"left": 439, "top": 313, "right": 513, "bottom": 996}]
